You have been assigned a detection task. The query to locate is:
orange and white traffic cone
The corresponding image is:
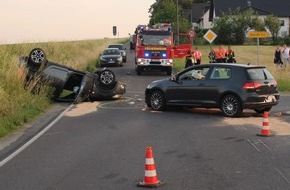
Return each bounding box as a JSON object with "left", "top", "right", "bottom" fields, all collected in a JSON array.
[
  {"left": 257, "top": 111, "right": 272, "bottom": 137},
  {"left": 137, "top": 146, "right": 165, "bottom": 188}
]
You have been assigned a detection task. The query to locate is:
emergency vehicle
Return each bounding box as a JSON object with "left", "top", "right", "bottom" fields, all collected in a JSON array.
[{"left": 134, "top": 23, "right": 193, "bottom": 75}]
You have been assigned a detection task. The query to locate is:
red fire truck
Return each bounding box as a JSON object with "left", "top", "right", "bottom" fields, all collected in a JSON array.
[{"left": 134, "top": 23, "right": 192, "bottom": 75}]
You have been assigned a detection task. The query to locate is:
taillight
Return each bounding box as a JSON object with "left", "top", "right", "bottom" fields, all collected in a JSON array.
[{"left": 243, "top": 82, "right": 262, "bottom": 89}]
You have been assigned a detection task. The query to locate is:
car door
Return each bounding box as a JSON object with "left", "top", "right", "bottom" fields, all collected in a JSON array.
[
  {"left": 202, "top": 66, "right": 232, "bottom": 106},
  {"left": 166, "top": 66, "right": 210, "bottom": 106}
]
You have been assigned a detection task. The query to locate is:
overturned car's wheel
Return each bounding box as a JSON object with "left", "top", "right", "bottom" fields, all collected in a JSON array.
[
  {"left": 98, "top": 69, "right": 116, "bottom": 87},
  {"left": 29, "top": 48, "right": 47, "bottom": 66}
]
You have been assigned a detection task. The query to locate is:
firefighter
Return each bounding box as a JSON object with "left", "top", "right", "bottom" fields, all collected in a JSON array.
[
  {"left": 194, "top": 47, "right": 202, "bottom": 65},
  {"left": 185, "top": 50, "right": 194, "bottom": 68},
  {"left": 215, "top": 45, "right": 226, "bottom": 63},
  {"left": 225, "top": 45, "right": 236, "bottom": 63}
]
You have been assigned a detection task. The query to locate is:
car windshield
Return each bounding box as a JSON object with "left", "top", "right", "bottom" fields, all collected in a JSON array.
[
  {"left": 247, "top": 68, "right": 274, "bottom": 80},
  {"left": 103, "top": 49, "right": 120, "bottom": 55},
  {"left": 108, "top": 45, "right": 124, "bottom": 50},
  {"left": 141, "top": 34, "right": 172, "bottom": 46}
]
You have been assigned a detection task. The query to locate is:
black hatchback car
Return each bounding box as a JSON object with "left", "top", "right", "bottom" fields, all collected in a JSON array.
[{"left": 145, "top": 63, "right": 279, "bottom": 117}]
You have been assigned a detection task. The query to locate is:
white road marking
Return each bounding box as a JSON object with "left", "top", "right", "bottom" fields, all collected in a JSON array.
[
  {"left": 247, "top": 139, "right": 261, "bottom": 152},
  {"left": 0, "top": 104, "right": 74, "bottom": 168},
  {"left": 275, "top": 167, "right": 290, "bottom": 184},
  {"left": 258, "top": 139, "right": 272, "bottom": 151}
]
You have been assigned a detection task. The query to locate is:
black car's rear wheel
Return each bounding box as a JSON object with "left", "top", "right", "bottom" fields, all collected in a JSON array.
[
  {"left": 149, "top": 90, "right": 166, "bottom": 111},
  {"left": 29, "top": 48, "right": 47, "bottom": 65},
  {"left": 221, "top": 95, "right": 242, "bottom": 117},
  {"left": 254, "top": 107, "right": 272, "bottom": 114}
]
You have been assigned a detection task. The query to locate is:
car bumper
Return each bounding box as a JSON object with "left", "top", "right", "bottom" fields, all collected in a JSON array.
[
  {"left": 100, "top": 61, "right": 122, "bottom": 67},
  {"left": 243, "top": 94, "right": 280, "bottom": 109}
]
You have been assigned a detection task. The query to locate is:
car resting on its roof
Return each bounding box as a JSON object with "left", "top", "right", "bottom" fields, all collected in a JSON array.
[{"left": 19, "top": 48, "right": 126, "bottom": 103}]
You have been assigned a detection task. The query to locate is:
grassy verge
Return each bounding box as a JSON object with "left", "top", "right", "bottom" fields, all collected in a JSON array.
[
  {"left": 0, "top": 38, "right": 127, "bottom": 138},
  {"left": 173, "top": 45, "right": 290, "bottom": 92}
]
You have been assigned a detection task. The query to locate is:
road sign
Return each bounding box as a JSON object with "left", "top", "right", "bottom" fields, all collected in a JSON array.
[
  {"left": 203, "top": 29, "right": 217, "bottom": 43},
  {"left": 247, "top": 31, "right": 269, "bottom": 38}
]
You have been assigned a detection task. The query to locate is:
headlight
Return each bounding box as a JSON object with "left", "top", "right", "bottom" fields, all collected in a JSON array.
[
  {"left": 100, "top": 57, "right": 106, "bottom": 61},
  {"left": 137, "top": 58, "right": 142, "bottom": 62},
  {"left": 118, "top": 57, "right": 122, "bottom": 61},
  {"left": 169, "top": 59, "right": 173, "bottom": 63}
]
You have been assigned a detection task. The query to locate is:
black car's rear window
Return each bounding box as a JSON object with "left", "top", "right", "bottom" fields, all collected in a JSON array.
[{"left": 247, "top": 68, "right": 274, "bottom": 80}]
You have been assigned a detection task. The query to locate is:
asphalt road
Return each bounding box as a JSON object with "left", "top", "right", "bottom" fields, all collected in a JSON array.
[{"left": 1, "top": 45, "right": 290, "bottom": 190}]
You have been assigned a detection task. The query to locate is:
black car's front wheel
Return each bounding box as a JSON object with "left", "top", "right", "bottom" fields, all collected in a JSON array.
[
  {"left": 149, "top": 90, "right": 166, "bottom": 111},
  {"left": 221, "top": 95, "right": 242, "bottom": 117}
]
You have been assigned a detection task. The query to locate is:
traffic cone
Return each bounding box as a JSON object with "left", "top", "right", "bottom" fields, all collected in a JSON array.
[
  {"left": 257, "top": 111, "right": 272, "bottom": 137},
  {"left": 137, "top": 147, "right": 165, "bottom": 188}
]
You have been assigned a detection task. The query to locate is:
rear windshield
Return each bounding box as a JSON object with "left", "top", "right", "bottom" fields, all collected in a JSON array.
[
  {"left": 247, "top": 68, "right": 274, "bottom": 80},
  {"left": 108, "top": 45, "right": 124, "bottom": 50}
]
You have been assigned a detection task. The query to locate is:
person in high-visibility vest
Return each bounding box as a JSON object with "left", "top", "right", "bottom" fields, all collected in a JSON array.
[
  {"left": 194, "top": 47, "right": 202, "bottom": 65},
  {"left": 215, "top": 45, "right": 226, "bottom": 63},
  {"left": 225, "top": 45, "right": 236, "bottom": 63}
]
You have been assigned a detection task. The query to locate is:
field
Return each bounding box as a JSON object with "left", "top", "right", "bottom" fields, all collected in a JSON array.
[
  {"left": 173, "top": 45, "right": 290, "bottom": 92},
  {"left": 0, "top": 38, "right": 126, "bottom": 138}
]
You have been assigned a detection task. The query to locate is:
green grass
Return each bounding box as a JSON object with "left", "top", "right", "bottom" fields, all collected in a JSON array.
[
  {"left": 173, "top": 45, "right": 290, "bottom": 92},
  {"left": 0, "top": 38, "right": 127, "bottom": 138}
]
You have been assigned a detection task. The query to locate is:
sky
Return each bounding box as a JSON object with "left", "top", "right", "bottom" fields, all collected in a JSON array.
[{"left": 0, "top": 0, "right": 156, "bottom": 44}]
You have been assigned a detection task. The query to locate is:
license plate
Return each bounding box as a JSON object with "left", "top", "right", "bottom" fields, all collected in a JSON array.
[
  {"left": 109, "top": 61, "right": 115, "bottom": 63},
  {"left": 151, "top": 59, "right": 160, "bottom": 62}
]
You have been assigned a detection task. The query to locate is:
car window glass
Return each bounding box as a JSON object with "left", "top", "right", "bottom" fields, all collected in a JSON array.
[
  {"left": 180, "top": 67, "right": 209, "bottom": 80},
  {"left": 210, "top": 67, "right": 231, "bottom": 79},
  {"left": 247, "top": 68, "right": 273, "bottom": 80}
]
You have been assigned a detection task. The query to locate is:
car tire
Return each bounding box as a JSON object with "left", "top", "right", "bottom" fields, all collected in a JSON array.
[
  {"left": 149, "top": 90, "right": 166, "bottom": 111},
  {"left": 29, "top": 48, "right": 47, "bottom": 66},
  {"left": 221, "top": 95, "right": 242, "bottom": 117},
  {"left": 98, "top": 69, "right": 116, "bottom": 87},
  {"left": 254, "top": 107, "right": 272, "bottom": 114}
]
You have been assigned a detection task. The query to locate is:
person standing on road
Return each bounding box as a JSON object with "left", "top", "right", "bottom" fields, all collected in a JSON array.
[
  {"left": 225, "top": 45, "right": 236, "bottom": 63},
  {"left": 274, "top": 46, "right": 283, "bottom": 69},
  {"left": 282, "top": 44, "right": 290, "bottom": 69},
  {"left": 194, "top": 47, "right": 202, "bottom": 65}
]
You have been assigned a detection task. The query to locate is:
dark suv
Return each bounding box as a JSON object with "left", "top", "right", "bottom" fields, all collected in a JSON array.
[
  {"left": 145, "top": 63, "right": 279, "bottom": 117},
  {"left": 19, "top": 48, "right": 126, "bottom": 103}
]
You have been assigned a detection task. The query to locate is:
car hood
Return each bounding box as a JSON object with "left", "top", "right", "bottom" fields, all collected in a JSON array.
[{"left": 147, "top": 78, "right": 171, "bottom": 89}]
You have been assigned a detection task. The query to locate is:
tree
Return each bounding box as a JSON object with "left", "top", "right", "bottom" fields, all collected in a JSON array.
[
  {"left": 264, "top": 15, "right": 281, "bottom": 43},
  {"left": 213, "top": 9, "right": 251, "bottom": 44},
  {"left": 148, "top": 0, "right": 192, "bottom": 33}
]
